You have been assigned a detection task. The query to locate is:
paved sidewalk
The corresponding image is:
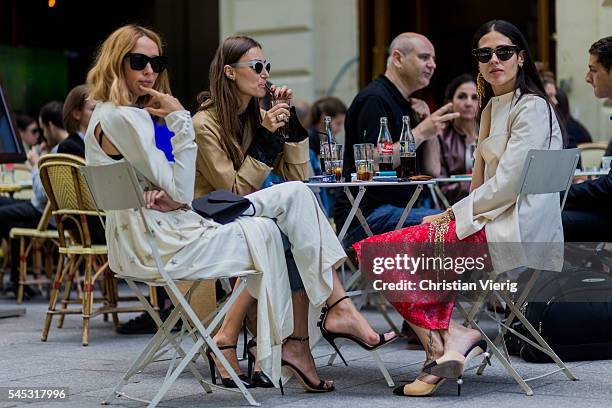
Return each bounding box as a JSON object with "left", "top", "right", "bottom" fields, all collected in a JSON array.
[{"left": 0, "top": 294, "right": 610, "bottom": 408}]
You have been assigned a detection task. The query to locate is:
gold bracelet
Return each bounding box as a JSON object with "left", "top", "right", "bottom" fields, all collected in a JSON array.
[{"left": 446, "top": 207, "right": 455, "bottom": 221}]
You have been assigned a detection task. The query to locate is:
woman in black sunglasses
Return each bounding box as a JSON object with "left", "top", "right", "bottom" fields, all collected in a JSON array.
[
  {"left": 85, "top": 25, "right": 394, "bottom": 397},
  {"left": 16, "top": 114, "right": 41, "bottom": 151},
  {"left": 353, "top": 20, "right": 565, "bottom": 398}
]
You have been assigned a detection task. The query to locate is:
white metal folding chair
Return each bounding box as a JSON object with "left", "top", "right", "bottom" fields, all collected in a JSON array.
[
  {"left": 80, "top": 161, "right": 260, "bottom": 407},
  {"left": 456, "top": 148, "right": 580, "bottom": 395}
]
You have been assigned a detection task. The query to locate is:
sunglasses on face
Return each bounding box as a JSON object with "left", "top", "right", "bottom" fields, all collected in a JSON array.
[
  {"left": 230, "top": 59, "right": 272, "bottom": 75},
  {"left": 471, "top": 45, "right": 519, "bottom": 63},
  {"left": 126, "top": 53, "right": 168, "bottom": 73}
]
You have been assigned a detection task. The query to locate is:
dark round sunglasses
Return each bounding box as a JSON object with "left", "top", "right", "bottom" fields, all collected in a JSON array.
[
  {"left": 471, "top": 45, "right": 519, "bottom": 63},
  {"left": 230, "top": 59, "right": 272, "bottom": 75},
  {"left": 126, "top": 53, "right": 168, "bottom": 73}
]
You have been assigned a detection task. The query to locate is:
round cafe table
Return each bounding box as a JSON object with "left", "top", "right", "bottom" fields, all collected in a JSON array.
[
  {"left": 305, "top": 179, "right": 435, "bottom": 241},
  {"left": 304, "top": 178, "right": 435, "bottom": 387},
  {"left": 0, "top": 181, "right": 33, "bottom": 198}
]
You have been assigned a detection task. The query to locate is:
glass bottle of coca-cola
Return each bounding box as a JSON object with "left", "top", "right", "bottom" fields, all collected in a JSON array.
[
  {"left": 319, "top": 116, "right": 335, "bottom": 173},
  {"left": 376, "top": 117, "right": 394, "bottom": 171},
  {"left": 399, "top": 115, "right": 417, "bottom": 178}
]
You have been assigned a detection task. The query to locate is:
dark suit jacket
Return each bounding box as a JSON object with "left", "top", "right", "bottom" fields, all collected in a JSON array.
[
  {"left": 57, "top": 133, "right": 85, "bottom": 158},
  {"left": 54, "top": 133, "right": 107, "bottom": 242},
  {"left": 565, "top": 168, "right": 612, "bottom": 210}
]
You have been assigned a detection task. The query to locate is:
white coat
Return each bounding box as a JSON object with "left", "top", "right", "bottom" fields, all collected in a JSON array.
[{"left": 84, "top": 103, "right": 346, "bottom": 384}]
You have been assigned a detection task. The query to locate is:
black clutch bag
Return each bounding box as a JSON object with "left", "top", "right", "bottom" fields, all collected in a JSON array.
[{"left": 192, "top": 190, "right": 255, "bottom": 224}]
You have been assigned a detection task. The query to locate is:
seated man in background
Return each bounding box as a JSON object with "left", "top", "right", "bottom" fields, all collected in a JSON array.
[
  {"left": 335, "top": 32, "right": 456, "bottom": 247},
  {"left": 562, "top": 36, "right": 612, "bottom": 242}
]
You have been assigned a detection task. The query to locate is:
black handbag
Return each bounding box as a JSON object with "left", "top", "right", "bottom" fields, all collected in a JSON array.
[
  {"left": 505, "top": 267, "right": 612, "bottom": 362},
  {"left": 192, "top": 190, "right": 255, "bottom": 224}
]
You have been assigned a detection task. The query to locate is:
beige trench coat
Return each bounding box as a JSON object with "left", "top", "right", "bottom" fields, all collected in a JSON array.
[{"left": 192, "top": 106, "right": 309, "bottom": 197}]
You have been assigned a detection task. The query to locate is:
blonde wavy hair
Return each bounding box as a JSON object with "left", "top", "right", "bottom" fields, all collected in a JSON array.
[{"left": 86, "top": 25, "right": 171, "bottom": 106}]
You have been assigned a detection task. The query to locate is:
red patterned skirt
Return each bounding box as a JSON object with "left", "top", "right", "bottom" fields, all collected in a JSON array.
[{"left": 353, "top": 221, "right": 488, "bottom": 330}]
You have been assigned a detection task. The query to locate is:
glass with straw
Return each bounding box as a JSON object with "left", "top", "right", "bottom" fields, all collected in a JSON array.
[{"left": 265, "top": 82, "right": 290, "bottom": 139}]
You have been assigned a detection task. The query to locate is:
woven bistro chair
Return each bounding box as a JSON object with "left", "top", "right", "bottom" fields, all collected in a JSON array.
[
  {"left": 9, "top": 201, "right": 61, "bottom": 303},
  {"left": 38, "top": 153, "right": 155, "bottom": 346}
]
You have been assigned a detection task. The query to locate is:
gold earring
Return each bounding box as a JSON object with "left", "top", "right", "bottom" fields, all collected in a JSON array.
[{"left": 476, "top": 72, "right": 486, "bottom": 108}]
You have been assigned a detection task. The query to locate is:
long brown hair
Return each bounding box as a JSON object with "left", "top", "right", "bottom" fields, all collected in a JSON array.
[
  {"left": 63, "top": 84, "right": 89, "bottom": 134},
  {"left": 197, "top": 36, "right": 263, "bottom": 169},
  {"left": 87, "top": 24, "right": 171, "bottom": 107},
  {"left": 306, "top": 97, "right": 347, "bottom": 129}
]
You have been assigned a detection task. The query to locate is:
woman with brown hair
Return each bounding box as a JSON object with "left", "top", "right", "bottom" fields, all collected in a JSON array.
[
  {"left": 193, "top": 35, "right": 309, "bottom": 197},
  {"left": 437, "top": 74, "right": 479, "bottom": 204},
  {"left": 192, "top": 35, "right": 396, "bottom": 392},
  {"left": 193, "top": 35, "right": 309, "bottom": 389},
  {"left": 59, "top": 84, "right": 96, "bottom": 156}
]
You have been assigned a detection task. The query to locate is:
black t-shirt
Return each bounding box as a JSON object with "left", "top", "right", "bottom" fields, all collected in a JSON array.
[
  {"left": 566, "top": 119, "right": 592, "bottom": 146},
  {"left": 334, "top": 75, "right": 428, "bottom": 230}
]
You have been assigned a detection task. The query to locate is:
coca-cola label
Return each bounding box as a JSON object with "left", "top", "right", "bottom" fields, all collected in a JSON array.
[{"left": 379, "top": 142, "right": 393, "bottom": 154}]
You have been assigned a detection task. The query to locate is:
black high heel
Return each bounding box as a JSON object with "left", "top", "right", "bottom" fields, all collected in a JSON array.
[
  {"left": 246, "top": 338, "right": 274, "bottom": 388},
  {"left": 281, "top": 336, "right": 335, "bottom": 393},
  {"left": 205, "top": 344, "right": 254, "bottom": 389},
  {"left": 317, "top": 295, "right": 398, "bottom": 366}
]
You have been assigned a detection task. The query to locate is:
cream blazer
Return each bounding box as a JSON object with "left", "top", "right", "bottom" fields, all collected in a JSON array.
[{"left": 452, "top": 90, "right": 564, "bottom": 272}]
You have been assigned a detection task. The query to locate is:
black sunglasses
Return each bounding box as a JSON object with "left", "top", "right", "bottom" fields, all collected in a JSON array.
[
  {"left": 471, "top": 45, "right": 519, "bottom": 63},
  {"left": 230, "top": 59, "right": 271, "bottom": 75},
  {"left": 126, "top": 53, "right": 168, "bottom": 73}
]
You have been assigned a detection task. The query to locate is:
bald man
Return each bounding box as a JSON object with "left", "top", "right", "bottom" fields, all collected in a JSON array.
[{"left": 336, "top": 32, "right": 458, "bottom": 247}]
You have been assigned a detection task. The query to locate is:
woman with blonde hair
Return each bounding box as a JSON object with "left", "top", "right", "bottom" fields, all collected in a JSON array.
[{"left": 84, "top": 24, "right": 394, "bottom": 396}]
